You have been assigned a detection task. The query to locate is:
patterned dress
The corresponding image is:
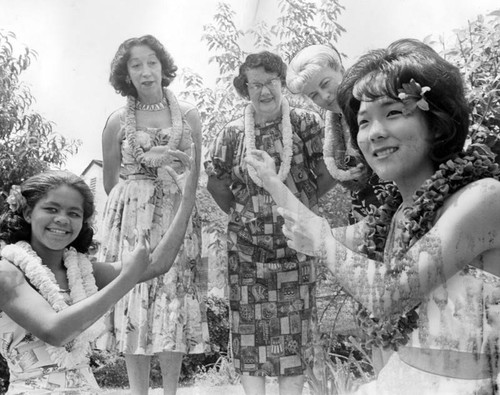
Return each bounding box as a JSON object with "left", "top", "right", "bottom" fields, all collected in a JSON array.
[
  {"left": 355, "top": 265, "right": 500, "bottom": 394},
  {"left": 97, "top": 103, "right": 209, "bottom": 355},
  {"left": 0, "top": 249, "right": 100, "bottom": 394},
  {"left": 208, "top": 108, "right": 324, "bottom": 377},
  {"left": 0, "top": 313, "right": 100, "bottom": 394}
]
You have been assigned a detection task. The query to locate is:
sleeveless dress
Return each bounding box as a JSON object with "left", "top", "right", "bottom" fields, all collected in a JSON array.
[
  {"left": 97, "top": 104, "right": 209, "bottom": 355},
  {"left": 0, "top": 247, "right": 101, "bottom": 394},
  {"left": 354, "top": 265, "right": 500, "bottom": 394},
  {"left": 0, "top": 313, "right": 100, "bottom": 394},
  {"left": 208, "top": 108, "right": 323, "bottom": 377}
]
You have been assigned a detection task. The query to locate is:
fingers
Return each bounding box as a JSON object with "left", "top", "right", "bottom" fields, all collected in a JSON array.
[{"left": 169, "top": 150, "right": 191, "bottom": 169}]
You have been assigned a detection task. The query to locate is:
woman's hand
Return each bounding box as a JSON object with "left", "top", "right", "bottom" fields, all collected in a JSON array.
[
  {"left": 181, "top": 142, "right": 199, "bottom": 199},
  {"left": 121, "top": 229, "right": 151, "bottom": 281},
  {"left": 245, "top": 149, "right": 278, "bottom": 187},
  {"left": 278, "top": 206, "right": 332, "bottom": 258}
]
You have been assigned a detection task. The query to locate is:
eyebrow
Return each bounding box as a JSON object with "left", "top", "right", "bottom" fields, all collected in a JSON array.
[
  {"left": 357, "top": 98, "right": 399, "bottom": 117},
  {"left": 43, "top": 201, "right": 84, "bottom": 213}
]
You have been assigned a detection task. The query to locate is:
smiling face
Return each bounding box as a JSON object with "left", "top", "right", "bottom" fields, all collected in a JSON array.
[
  {"left": 246, "top": 67, "right": 283, "bottom": 123},
  {"left": 356, "top": 97, "right": 435, "bottom": 188},
  {"left": 302, "top": 67, "right": 343, "bottom": 112},
  {"left": 25, "top": 185, "right": 84, "bottom": 255},
  {"left": 127, "top": 44, "right": 163, "bottom": 103}
]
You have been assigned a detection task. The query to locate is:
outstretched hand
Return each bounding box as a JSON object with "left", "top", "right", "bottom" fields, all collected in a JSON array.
[
  {"left": 279, "top": 206, "right": 332, "bottom": 258},
  {"left": 121, "top": 229, "right": 152, "bottom": 281},
  {"left": 245, "top": 149, "right": 277, "bottom": 186}
]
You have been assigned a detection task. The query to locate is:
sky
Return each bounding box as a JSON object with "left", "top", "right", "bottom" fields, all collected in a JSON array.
[{"left": 1, "top": 0, "right": 499, "bottom": 174}]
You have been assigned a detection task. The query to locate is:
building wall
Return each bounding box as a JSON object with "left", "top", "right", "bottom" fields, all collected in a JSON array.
[{"left": 80, "top": 162, "right": 107, "bottom": 243}]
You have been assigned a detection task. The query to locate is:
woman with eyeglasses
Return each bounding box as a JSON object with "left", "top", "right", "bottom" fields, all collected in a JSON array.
[{"left": 205, "top": 51, "right": 336, "bottom": 395}]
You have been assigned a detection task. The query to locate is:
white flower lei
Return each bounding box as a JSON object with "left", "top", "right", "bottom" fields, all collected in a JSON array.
[
  {"left": 1, "top": 241, "right": 106, "bottom": 369},
  {"left": 244, "top": 98, "right": 293, "bottom": 187},
  {"left": 126, "top": 87, "right": 183, "bottom": 168},
  {"left": 324, "top": 110, "right": 359, "bottom": 182}
]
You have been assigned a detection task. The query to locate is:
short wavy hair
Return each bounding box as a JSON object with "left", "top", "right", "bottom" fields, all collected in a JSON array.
[
  {"left": 287, "top": 44, "right": 344, "bottom": 95},
  {"left": 109, "top": 34, "right": 178, "bottom": 97},
  {"left": 233, "top": 51, "right": 287, "bottom": 100},
  {"left": 0, "top": 171, "right": 95, "bottom": 253},
  {"left": 337, "top": 38, "right": 469, "bottom": 166}
]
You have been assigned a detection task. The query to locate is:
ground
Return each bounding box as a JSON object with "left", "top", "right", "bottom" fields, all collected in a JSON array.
[{"left": 104, "top": 382, "right": 289, "bottom": 394}]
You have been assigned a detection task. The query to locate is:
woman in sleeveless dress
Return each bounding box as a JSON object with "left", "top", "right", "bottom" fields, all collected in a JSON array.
[
  {"left": 0, "top": 168, "right": 198, "bottom": 394},
  {"left": 98, "top": 35, "right": 208, "bottom": 395},
  {"left": 246, "top": 39, "right": 500, "bottom": 394}
]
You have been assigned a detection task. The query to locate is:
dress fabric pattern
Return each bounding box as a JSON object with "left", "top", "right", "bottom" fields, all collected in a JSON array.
[
  {"left": 209, "top": 108, "right": 324, "bottom": 377},
  {"left": 0, "top": 308, "right": 100, "bottom": 394},
  {"left": 97, "top": 105, "right": 209, "bottom": 355},
  {"left": 355, "top": 266, "right": 500, "bottom": 394}
]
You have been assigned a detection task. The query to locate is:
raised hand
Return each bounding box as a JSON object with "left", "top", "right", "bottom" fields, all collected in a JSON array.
[
  {"left": 121, "top": 229, "right": 151, "bottom": 281},
  {"left": 279, "top": 206, "right": 332, "bottom": 259},
  {"left": 245, "top": 149, "right": 277, "bottom": 187}
]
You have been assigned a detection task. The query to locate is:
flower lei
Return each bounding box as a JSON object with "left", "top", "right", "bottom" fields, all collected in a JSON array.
[
  {"left": 1, "top": 241, "right": 106, "bottom": 368},
  {"left": 357, "top": 143, "right": 500, "bottom": 350},
  {"left": 126, "top": 87, "right": 183, "bottom": 168},
  {"left": 244, "top": 98, "right": 293, "bottom": 187},
  {"left": 323, "top": 111, "right": 361, "bottom": 182}
]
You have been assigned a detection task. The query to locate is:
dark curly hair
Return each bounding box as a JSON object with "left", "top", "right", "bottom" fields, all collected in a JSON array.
[
  {"left": 109, "top": 34, "right": 178, "bottom": 97},
  {"left": 233, "top": 51, "right": 287, "bottom": 100},
  {"left": 337, "top": 38, "right": 469, "bottom": 166},
  {"left": 0, "top": 171, "right": 95, "bottom": 253}
]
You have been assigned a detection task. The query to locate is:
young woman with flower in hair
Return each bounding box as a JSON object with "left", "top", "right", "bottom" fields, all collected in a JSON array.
[
  {"left": 99, "top": 34, "right": 208, "bottom": 395},
  {"left": 0, "top": 166, "right": 198, "bottom": 394},
  {"left": 206, "top": 51, "right": 335, "bottom": 395},
  {"left": 246, "top": 38, "right": 500, "bottom": 394}
]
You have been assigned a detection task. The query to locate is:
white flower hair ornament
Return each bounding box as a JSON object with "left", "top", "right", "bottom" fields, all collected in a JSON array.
[
  {"left": 397, "top": 78, "right": 431, "bottom": 116},
  {"left": 6, "top": 185, "right": 27, "bottom": 213}
]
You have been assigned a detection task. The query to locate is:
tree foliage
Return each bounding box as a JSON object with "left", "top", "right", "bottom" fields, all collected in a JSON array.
[
  {"left": 425, "top": 10, "right": 500, "bottom": 158},
  {"left": 0, "top": 30, "right": 79, "bottom": 196},
  {"left": 179, "top": 0, "right": 348, "bottom": 234}
]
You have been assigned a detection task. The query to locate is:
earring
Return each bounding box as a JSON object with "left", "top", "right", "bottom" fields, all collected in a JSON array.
[{"left": 126, "top": 76, "right": 131, "bottom": 84}]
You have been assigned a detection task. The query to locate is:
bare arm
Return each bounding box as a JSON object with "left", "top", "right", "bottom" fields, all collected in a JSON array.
[
  {"left": 282, "top": 178, "right": 500, "bottom": 319},
  {"left": 102, "top": 111, "right": 123, "bottom": 195},
  {"left": 0, "top": 233, "right": 150, "bottom": 347}
]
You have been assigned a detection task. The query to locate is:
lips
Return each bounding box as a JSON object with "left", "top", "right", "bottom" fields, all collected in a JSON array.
[
  {"left": 47, "top": 228, "right": 70, "bottom": 235},
  {"left": 373, "top": 146, "right": 398, "bottom": 158}
]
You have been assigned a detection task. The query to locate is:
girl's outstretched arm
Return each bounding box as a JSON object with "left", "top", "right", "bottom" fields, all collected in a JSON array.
[{"left": 0, "top": 231, "right": 151, "bottom": 347}]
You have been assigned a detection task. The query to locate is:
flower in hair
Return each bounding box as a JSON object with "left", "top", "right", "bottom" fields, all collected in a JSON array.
[
  {"left": 397, "top": 79, "right": 431, "bottom": 115},
  {"left": 6, "top": 185, "right": 26, "bottom": 213}
]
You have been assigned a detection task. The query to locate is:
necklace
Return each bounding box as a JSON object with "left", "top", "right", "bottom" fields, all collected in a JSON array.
[
  {"left": 357, "top": 143, "right": 500, "bottom": 351},
  {"left": 135, "top": 96, "right": 168, "bottom": 112},
  {"left": 1, "top": 241, "right": 105, "bottom": 368},
  {"left": 244, "top": 98, "right": 293, "bottom": 187},
  {"left": 126, "top": 87, "right": 183, "bottom": 168},
  {"left": 324, "top": 111, "right": 360, "bottom": 182}
]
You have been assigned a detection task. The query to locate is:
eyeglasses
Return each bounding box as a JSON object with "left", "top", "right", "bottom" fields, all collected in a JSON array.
[{"left": 246, "top": 78, "right": 282, "bottom": 92}]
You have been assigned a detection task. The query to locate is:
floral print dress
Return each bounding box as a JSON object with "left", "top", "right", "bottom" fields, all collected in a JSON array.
[
  {"left": 208, "top": 108, "right": 324, "bottom": 377},
  {"left": 0, "top": 302, "right": 100, "bottom": 394},
  {"left": 96, "top": 104, "right": 209, "bottom": 355}
]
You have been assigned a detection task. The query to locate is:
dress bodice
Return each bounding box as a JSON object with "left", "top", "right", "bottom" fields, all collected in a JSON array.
[
  {"left": 119, "top": 107, "right": 194, "bottom": 180},
  {"left": 0, "top": 302, "right": 99, "bottom": 393},
  {"left": 409, "top": 265, "right": 500, "bottom": 355}
]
